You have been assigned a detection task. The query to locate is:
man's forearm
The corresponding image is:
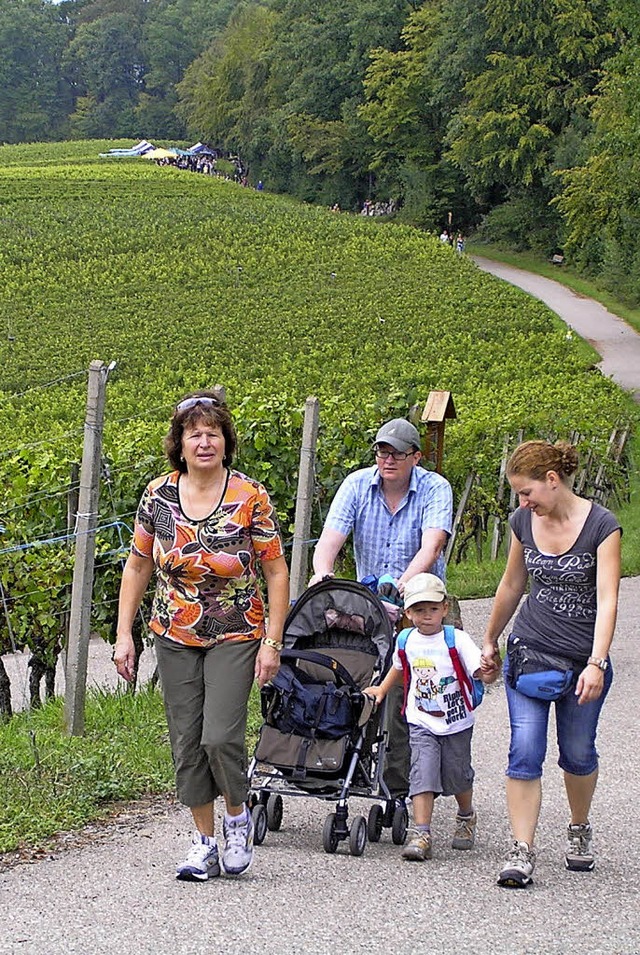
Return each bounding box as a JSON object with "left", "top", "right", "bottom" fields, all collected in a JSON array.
[
  {"left": 312, "top": 527, "right": 347, "bottom": 576},
  {"left": 397, "top": 532, "right": 448, "bottom": 587}
]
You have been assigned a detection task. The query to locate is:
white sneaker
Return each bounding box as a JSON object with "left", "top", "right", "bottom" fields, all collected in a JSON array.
[
  {"left": 565, "top": 822, "right": 595, "bottom": 871},
  {"left": 497, "top": 840, "right": 536, "bottom": 888},
  {"left": 176, "top": 832, "right": 220, "bottom": 881},
  {"left": 222, "top": 810, "right": 255, "bottom": 875}
]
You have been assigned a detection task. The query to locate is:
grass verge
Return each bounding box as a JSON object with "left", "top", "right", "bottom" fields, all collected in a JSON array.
[
  {"left": 0, "top": 685, "right": 173, "bottom": 853},
  {"left": 0, "top": 682, "right": 266, "bottom": 856}
]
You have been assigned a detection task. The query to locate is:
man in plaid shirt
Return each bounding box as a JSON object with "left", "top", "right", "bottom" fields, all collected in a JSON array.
[{"left": 311, "top": 417, "right": 453, "bottom": 800}]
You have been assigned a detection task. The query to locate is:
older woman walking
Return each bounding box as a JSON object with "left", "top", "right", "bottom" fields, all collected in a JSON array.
[{"left": 113, "top": 391, "right": 289, "bottom": 880}]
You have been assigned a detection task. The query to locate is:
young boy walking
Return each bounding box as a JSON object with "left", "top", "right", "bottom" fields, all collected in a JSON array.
[{"left": 366, "top": 573, "right": 496, "bottom": 860}]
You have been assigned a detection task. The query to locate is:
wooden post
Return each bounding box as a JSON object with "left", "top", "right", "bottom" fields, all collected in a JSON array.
[
  {"left": 444, "top": 472, "right": 476, "bottom": 566},
  {"left": 592, "top": 428, "right": 619, "bottom": 505},
  {"left": 59, "top": 463, "right": 80, "bottom": 678},
  {"left": 289, "top": 397, "right": 320, "bottom": 601},
  {"left": 491, "top": 435, "right": 510, "bottom": 560},
  {"left": 504, "top": 429, "right": 524, "bottom": 556},
  {"left": 64, "top": 361, "right": 109, "bottom": 735}
]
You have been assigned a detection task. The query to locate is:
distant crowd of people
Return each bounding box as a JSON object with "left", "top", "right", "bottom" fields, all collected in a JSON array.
[
  {"left": 155, "top": 150, "right": 250, "bottom": 186},
  {"left": 329, "top": 198, "right": 400, "bottom": 216},
  {"left": 440, "top": 229, "right": 465, "bottom": 253},
  {"left": 360, "top": 198, "right": 399, "bottom": 217}
]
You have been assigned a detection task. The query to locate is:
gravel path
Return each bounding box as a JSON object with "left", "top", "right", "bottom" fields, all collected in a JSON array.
[
  {"left": 473, "top": 256, "right": 640, "bottom": 402},
  {"left": 1, "top": 577, "right": 639, "bottom": 955}
]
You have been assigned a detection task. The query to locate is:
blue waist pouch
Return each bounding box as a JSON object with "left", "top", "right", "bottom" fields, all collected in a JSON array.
[{"left": 506, "top": 636, "right": 575, "bottom": 701}]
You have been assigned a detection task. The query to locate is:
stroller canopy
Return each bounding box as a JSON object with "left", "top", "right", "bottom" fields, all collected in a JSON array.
[{"left": 284, "top": 579, "right": 394, "bottom": 673}]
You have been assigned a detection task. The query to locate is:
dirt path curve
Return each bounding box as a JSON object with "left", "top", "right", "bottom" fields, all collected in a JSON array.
[{"left": 473, "top": 256, "right": 640, "bottom": 403}]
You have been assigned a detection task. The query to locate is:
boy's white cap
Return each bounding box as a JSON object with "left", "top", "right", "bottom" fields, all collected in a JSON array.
[{"left": 403, "top": 573, "right": 447, "bottom": 609}]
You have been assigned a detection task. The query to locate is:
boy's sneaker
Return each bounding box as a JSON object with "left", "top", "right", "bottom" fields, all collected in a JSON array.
[
  {"left": 565, "top": 823, "right": 594, "bottom": 871},
  {"left": 402, "top": 828, "right": 433, "bottom": 861},
  {"left": 452, "top": 811, "right": 477, "bottom": 850},
  {"left": 176, "top": 832, "right": 220, "bottom": 881},
  {"left": 222, "top": 811, "right": 254, "bottom": 875},
  {"left": 497, "top": 840, "right": 536, "bottom": 888}
]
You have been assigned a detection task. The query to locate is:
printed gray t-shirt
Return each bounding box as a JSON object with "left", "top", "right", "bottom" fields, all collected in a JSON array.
[{"left": 510, "top": 503, "right": 621, "bottom": 663}]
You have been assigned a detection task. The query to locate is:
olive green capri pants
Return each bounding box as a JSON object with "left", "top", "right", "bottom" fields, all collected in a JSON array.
[{"left": 154, "top": 634, "right": 260, "bottom": 808}]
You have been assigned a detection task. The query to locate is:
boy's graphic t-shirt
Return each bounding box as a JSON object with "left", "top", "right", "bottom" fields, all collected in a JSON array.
[{"left": 392, "top": 628, "right": 482, "bottom": 736}]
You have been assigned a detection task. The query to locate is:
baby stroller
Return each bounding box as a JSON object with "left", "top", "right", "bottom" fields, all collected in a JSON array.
[{"left": 247, "top": 578, "right": 408, "bottom": 856}]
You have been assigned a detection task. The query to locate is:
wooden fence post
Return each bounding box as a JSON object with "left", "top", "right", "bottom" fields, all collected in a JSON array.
[
  {"left": 444, "top": 471, "right": 476, "bottom": 566},
  {"left": 64, "top": 361, "right": 109, "bottom": 735},
  {"left": 504, "top": 429, "right": 524, "bottom": 557},
  {"left": 289, "top": 397, "right": 320, "bottom": 601},
  {"left": 491, "top": 435, "right": 510, "bottom": 560}
]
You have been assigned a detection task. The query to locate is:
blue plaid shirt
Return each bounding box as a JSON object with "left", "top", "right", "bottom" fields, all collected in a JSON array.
[{"left": 324, "top": 465, "right": 453, "bottom": 582}]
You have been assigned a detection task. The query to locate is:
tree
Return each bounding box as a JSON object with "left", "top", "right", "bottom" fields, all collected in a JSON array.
[
  {"left": 64, "top": 11, "right": 144, "bottom": 137},
  {"left": 177, "top": 4, "right": 278, "bottom": 147},
  {"left": 136, "top": 0, "right": 237, "bottom": 138},
  {"left": 556, "top": 1, "right": 640, "bottom": 299},
  {"left": 0, "top": 0, "right": 73, "bottom": 142},
  {"left": 359, "top": 0, "right": 487, "bottom": 228},
  {"left": 448, "top": 0, "right": 615, "bottom": 198}
]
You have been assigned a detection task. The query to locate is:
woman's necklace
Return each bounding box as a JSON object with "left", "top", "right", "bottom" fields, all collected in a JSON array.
[{"left": 182, "top": 468, "right": 226, "bottom": 520}]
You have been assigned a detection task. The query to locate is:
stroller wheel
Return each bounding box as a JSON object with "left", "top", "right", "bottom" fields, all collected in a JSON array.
[
  {"left": 266, "top": 794, "right": 284, "bottom": 831},
  {"left": 349, "top": 815, "right": 367, "bottom": 857},
  {"left": 367, "top": 804, "right": 384, "bottom": 843},
  {"left": 391, "top": 804, "right": 408, "bottom": 845},
  {"left": 322, "top": 813, "right": 339, "bottom": 854},
  {"left": 252, "top": 803, "right": 268, "bottom": 846}
]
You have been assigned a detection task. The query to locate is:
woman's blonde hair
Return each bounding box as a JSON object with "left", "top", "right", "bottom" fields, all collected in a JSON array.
[{"left": 507, "top": 439, "right": 579, "bottom": 482}]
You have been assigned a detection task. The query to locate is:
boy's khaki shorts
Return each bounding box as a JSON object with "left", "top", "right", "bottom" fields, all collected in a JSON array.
[{"left": 408, "top": 724, "right": 474, "bottom": 798}]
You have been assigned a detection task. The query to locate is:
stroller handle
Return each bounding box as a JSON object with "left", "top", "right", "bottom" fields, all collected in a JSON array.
[{"left": 280, "top": 648, "right": 360, "bottom": 691}]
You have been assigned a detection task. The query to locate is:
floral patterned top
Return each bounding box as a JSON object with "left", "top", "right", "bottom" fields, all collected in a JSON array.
[{"left": 131, "top": 469, "right": 284, "bottom": 648}]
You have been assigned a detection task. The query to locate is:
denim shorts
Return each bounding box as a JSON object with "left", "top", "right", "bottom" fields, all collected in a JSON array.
[{"left": 503, "top": 653, "right": 613, "bottom": 780}]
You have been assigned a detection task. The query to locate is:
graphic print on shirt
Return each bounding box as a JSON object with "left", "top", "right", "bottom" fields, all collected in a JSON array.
[
  {"left": 132, "top": 470, "right": 283, "bottom": 647},
  {"left": 412, "top": 657, "right": 455, "bottom": 719},
  {"left": 523, "top": 546, "right": 596, "bottom": 620}
]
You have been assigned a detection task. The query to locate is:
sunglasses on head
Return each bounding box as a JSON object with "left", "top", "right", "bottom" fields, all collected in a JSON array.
[{"left": 175, "top": 396, "right": 221, "bottom": 413}]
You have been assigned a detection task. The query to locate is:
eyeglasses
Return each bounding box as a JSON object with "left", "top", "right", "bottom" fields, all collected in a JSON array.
[
  {"left": 374, "top": 447, "right": 415, "bottom": 461},
  {"left": 175, "top": 396, "right": 221, "bottom": 413}
]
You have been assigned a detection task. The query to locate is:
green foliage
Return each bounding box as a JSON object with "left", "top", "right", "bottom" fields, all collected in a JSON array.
[
  {"left": 448, "top": 0, "right": 615, "bottom": 199},
  {"left": 0, "top": 0, "right": 73, "bottom": 142},
  {"left": 0, "top": 0, "right": 237, "bottom": 144},
  {"left": 0, "top": 142, "right": 634, "bottom": 657},
  {"left": 0, "top": 686, "right": 174, "bottom": 851},
  {"left": 476, "top": 192, "right": 564, "bottom": 254},
  {"left": 555, "top": 3, "right": 640, "bottom": 303}
]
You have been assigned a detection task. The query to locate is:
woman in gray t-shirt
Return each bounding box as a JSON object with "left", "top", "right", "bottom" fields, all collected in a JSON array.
[{"left": 481, "top": 439, "right": 621, "bottom": 889}]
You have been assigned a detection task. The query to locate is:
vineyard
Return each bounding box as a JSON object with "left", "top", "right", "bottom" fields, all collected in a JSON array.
[{"left": 0, "top": 140, "right": 634, "bottom": 691}]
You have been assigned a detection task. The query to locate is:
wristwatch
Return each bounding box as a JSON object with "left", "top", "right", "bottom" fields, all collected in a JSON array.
[
  {"left": 262, "top": 637, "right": 284, "bottom": 652},
  {"left": 587, "top": 656, "right": 609, "bottom": 671}
]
